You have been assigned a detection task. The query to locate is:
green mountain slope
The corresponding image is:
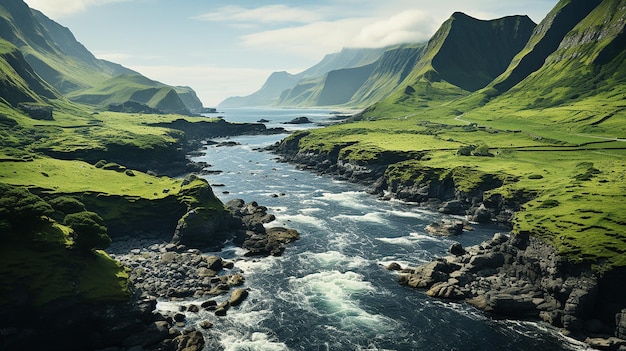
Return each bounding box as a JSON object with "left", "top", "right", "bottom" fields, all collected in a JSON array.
[
  {"left": 218, "top": 47, "right": 389, "bottom": 108},
  {"left": 348, "top": 44, "right": 426, "bottom": 106},
  {"left": 370, "top": 13, "right": 536, "bottom": 115},
  {"left": 278, "top": 44, "right": 427, "bottom": 107},
  {"left": 489, "top": 0, "right": 603, "bottom": 95},
  {"left": 279, "top": 0, "right": 626, "bottom": 273},
  {"left": 431, "top": 13, "right": 537, "bottom": 92},
  {"left": 0, "top": 0, "right": 204, "bottom": 113},
  {"left": 0, "top": 38, "right": 58, "bottom": 107},
  {"left": 68, "top": 74, "right": 192, "bottom": 115},
  {"left": 462, "top": 0, "right": 624, "bottom": 135},
  {"left": 277, "top": 13, "right": 535, "bottom": 109},
  {"left": 278, "top": 63, "right": 379, "bottom": 106}
]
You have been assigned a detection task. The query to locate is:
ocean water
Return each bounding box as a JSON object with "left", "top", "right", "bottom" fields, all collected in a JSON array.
[{"left": 164, "top": 108, "right": 590, "bottom": 351}]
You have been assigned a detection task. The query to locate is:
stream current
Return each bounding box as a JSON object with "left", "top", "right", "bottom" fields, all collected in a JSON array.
[{"left": 159, "top": 108, "right": 588, "bottom": 351}]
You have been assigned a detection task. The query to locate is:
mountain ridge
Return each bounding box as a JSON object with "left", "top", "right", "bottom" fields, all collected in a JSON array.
[
  {"left": 218, "top": 46, "right": 390, "bottom": 108},
  {"left": 0, "top": 0, "right": 204, "bottom": 114},
  {"left": 270, "top": 13, "right": 536, "bottom": 109}
]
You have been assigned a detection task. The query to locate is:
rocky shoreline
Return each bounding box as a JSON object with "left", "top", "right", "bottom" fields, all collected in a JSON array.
[
  {"left": 0, "top": 198, "right": 298, "bottom": 351},
  {"left": 389, "top": 232, "right": 626, "bottom": 349},
  {"left": 269, "top": 135, "right": 626, "bottom": 349}
]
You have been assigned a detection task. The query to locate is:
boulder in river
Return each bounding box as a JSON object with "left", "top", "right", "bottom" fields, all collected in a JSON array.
[{"left": 283, "top": 116, "right": 312, "bottom": 124}]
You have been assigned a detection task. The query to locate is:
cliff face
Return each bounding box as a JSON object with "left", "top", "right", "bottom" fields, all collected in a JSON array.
[
  {"left": 490, "top": 0, "right": 603, "bottom": 94},
  {"left": 431, "top": 13, "right": 537, "bottom": 91}
]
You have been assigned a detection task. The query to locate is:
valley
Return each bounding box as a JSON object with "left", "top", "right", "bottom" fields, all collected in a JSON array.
[{"left": 1, "top": 0, "right": 625, "bottom": 349}]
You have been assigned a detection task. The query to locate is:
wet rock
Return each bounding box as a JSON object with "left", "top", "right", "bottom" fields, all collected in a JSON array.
[
  {"left": 449, "top": 243, "right": 466, "bottom": 256},
  {"left": 425, "top": 220, "right": 464, "bottom": 236},
  {"left": 214, "top": 301, "right": 230, "bottom": 317},
  {"left": 585, "top": 337, "right": 626, "bottom": 350},
  {"left": 205, "top": 256, "right": 223, "bottom": 271},
  {"left": 386, "top": 262, "right": 403, "bottom": 271},
  {"left": 471, "top": 204, "right": 492, "bottom": 223},
  {"left": 402, "top": 261, "right": 455, "bottom": 289},
  {"left": 229, "top": 288, "right": 249, "bottom": 306},
  {"left": 490, "top": 294, "right": 538, "bottom": 318},
  {"left": 397, "top": 232, "right": 605, "bottom": 336},
  {"left": 173, "top": 313, "right": 186, "bottom": 323},
  {"left": 199, "top": 320, "right": 213, "bottom": 329},
  {"left": 243, "top": 227, "right": 300, "bottom": 256},
  {"left": 617, "top": 310, "right": 626, "bottom": 339},
  {"left": 439, "top": 200, "right": 466, "bottom": 215},
  {"left": 201, "top": 300, "right": 217, "bottom": 310},
  {"left": 171, "top": 330, "right": 205, "bottom": 351},
  {"left": 283, "top": 116, "right": 313, "bottom": 124},
  {"left": 426, "top": 281, "right": 468, "bottom": 299},
  {"left": 468, "top": 252, "right": 505, "bottom": 272}
]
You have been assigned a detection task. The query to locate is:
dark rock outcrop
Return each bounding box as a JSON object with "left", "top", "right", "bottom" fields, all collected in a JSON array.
[
  {"left": 172, "top": 207, "right": 240, "bottom": 250},
  {"left": 242, "top": 227, "right": 300, "bottom": 257},
  {"left": 18, "top": 102, "right": 53, "bottom": 120},
  {"left": 396, "top": 232, "right": 626, "bottom": 346},
  {"left": 0, "top": 296, "right": 195, "bottom": 351},
  {"left": 283, "top": 116, "right": 313, "bottom": 124},
  {"left": 224, "top": 199, "right": 300, "bottom": 256}
]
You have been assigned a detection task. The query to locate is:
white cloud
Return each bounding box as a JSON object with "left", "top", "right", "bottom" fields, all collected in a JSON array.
[
  {"left": 240, "top": 10, "right": 440, "bottom": 58},
  {"left": 193, "top": 5, "right": 324, "bottom": 25},
  {"left": 24, "top": 0, "right": 128, "bottom": 18},
  {"left": 241, "top": 18, "right": 371, "bottom": 58},
  {"left": 127, "top": 64, "right": 277, "bottom": 107},
  {"left": 349, "top": 10, "right": 438, "bottom": 47}
]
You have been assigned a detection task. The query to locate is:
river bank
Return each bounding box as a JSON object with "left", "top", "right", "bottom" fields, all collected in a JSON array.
[
  {"left": 269, "top": 132, "right": 626, "bottom": 349},
  {"left": 0, "top": 116, "right": 298, "bottom": 351}
]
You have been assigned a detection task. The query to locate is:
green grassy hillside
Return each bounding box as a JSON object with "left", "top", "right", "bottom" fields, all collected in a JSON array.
[
  {"left": 0, "top": 38, "right": 59, "bottom": 106},
  {"left": 0, "top": 19, "right": 225, "bottom": 305},
  {"left": 348, "top": 44, "right": 426, "bottom": 106},
  {"left": 0, "top": 0, "right": 204, "bottom": 113},
  {"left": 67, "top": 74, "right": 192, "bottom": 115},
  {"left": 280, "top": 0, "right": 626, "bottom": 269}
]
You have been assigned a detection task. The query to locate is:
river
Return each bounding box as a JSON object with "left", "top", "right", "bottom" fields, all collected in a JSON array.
[{"left": 159, "top": 108, "right": 589, "bottom": 351}]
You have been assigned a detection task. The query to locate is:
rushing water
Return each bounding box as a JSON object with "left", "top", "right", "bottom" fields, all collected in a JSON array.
[{"left": 161, "top": 108, "right": 589, "bottom": 351}]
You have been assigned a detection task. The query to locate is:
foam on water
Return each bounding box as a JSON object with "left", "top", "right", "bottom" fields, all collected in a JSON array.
[
  {"left": 299, "top": 198, "right": 328, "bottom": 207},
  {"left": 376, "top": 232, "right": 452, "bottom": 246},
  {"left": 332, "top": 212, "right": 388, "bottom": 224},
  {"left": 219, "top": 331, "right": 289, "bottom": 351},
  {"left": 286, "top": 270, "right": 396, "bottom": 333},
  {"left": 298, "top": 207, "right": 323, "bottom": 215},
  {"left": 316, "top": 191, "right": 371, "bottom": 210},
  {"left": 297, "top": 250, "right": 370, "bottom": 271},
  {"left": 271, "top": 213, "right": 328, "bottom": 229},
  {"left": 384, "top": 209, "right": 431, "bottom": 220},
  {"left": 234, "top": 255, "right": 281, "bottom": 275}
]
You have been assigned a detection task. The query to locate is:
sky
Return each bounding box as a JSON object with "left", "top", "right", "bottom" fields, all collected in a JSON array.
[{"left": 24, "top": 0, "right": 557, "bottom": 107}]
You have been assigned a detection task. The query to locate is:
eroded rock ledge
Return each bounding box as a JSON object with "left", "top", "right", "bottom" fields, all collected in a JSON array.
[
  {"left": 269, "top": 134, "right": 521, "bottom": 227},
  {"left": 392, "top": 232, "right": 626, "bottom": 349}
]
